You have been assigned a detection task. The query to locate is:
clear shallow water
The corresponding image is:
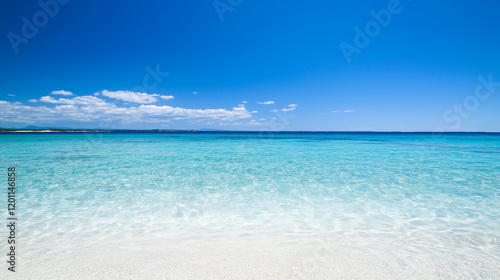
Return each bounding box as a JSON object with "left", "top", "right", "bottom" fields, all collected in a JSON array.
[{"left": 1, "top": 132, "right": 499, "bottom": 273}]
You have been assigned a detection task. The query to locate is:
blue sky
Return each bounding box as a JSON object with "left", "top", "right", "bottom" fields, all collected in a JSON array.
[{"left": 1, "top": 0, "right": 499, "bottom": 131}]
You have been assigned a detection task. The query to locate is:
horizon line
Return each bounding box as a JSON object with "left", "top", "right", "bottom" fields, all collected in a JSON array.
[{"left": 1, "top": 128, "right": 500, "bottom": 134}]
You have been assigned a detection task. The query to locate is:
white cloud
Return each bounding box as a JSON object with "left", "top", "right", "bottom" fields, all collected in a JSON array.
[
  {"left": 332, "top": 110, "right": 355, "bottom": 113},
  {"left": 40, "top": 95, "right": 108, "bottom": 106},
  {"left": 7, "top": 94, "right": 15, "bottom": 97},
  {"left": 100, "top": 90, "right": 161, "bottom": 104},
  {"left": 159, "top": 95, "right": 174, "bottom": 100},
  {"left": 40, "top": 96, "right": 59, "bottom": 103},
  {"left": 258, "top": 101, "right": 275, "bottom": 105},
  {"left": 28, "top": 99, "right": 38, "bottom": 103},
  {"left": 271, "top": 105, "right": 297, "bottom": 112},
  {"left": 242, "top": 101, "right": 247, "bottom": 104},
  {"left": 193, "top": 92, "right": 198, "bottom": 95},
  {"left": 135, "top": 105, "right": 252, "bottom": 121},
  {"left": 281, "top": 107, "right": 296, "bottom": 112},
  {"left": 0, "top": 95, "right": 254, "bottom": 125},
  {"left": 50, "top": 90, "right": 74, "bottom": 96}
]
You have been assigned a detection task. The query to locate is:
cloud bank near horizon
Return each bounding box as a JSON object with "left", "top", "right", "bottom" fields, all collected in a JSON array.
[{"left": 0, "top": 90, "right": 261, "bottom": 127}]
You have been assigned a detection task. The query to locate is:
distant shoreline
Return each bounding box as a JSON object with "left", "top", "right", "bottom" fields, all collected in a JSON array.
[
  {"left": 1, "top": 129, "right": 499, "bottom": 134},
  {"left": 0, "top": 129, "right": 198, "bottom": 133}
]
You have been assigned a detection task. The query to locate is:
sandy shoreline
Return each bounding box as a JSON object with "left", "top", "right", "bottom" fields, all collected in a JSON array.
[{"left": 12, "top": 234, "right": 499, "bottom": 280}]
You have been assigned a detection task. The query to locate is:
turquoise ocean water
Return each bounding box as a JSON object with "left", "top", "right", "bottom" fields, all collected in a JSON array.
[{"left": 1, "top": 132, "right": 499, "bottom": 275}]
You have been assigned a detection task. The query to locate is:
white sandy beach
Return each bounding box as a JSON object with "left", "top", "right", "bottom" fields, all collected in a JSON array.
[{"left": 13, "top": 233, "right": 499, "bottom": 280}]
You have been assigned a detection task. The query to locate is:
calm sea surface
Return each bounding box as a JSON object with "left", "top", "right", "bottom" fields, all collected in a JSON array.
[{"left": 1, "top": 132, "right": 499, "bottom": 275}]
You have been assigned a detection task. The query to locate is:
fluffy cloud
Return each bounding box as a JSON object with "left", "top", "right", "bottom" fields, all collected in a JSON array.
[
  {"left": 100, "top": 90, "right": 161, "bottom": 104},
  {"left": 0, "top": 95, "right": 253, "bottom": 125},
  {"left": 1, "top": 90, "right": 303, "bottom": 128},
  {"left": 271, "top": 104, "right": 298, "bottom": 112},
  {"left": 135, "top": 105, "right": 251, "bottom": 121},
  {"left": 7, "top": 94, "right": 15, "bottom": 97},
  {"left": 50, "top": 90, "right": 74, "bottom": 96},
  {"left": 40, "top": 95, "right": 108, "bottom": 106},
  {"left": 159, "top": 95, "right": 174, "bottom": 100}
]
